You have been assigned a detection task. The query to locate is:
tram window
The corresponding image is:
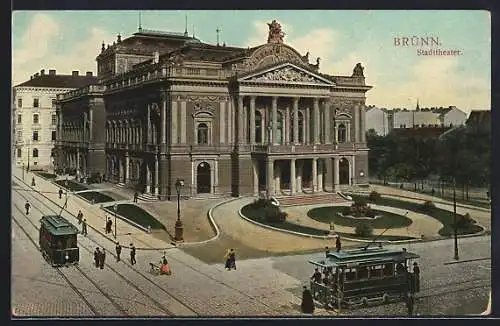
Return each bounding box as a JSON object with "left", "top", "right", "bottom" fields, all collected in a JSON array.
[
  {"left": 66, "top": 236, "right": 76, "bottom": 249},
  {"left": 384, "top": 263, "right": 394, "bottom": 276},
  {"left": 357, "top": 266, "right": 369, "bottom": 279},
  {"left": 369, "top": 265, "right": 383, "bottom": 278},
  {"left": 345, "top": 268, "right": 356, "bottom": 281}
]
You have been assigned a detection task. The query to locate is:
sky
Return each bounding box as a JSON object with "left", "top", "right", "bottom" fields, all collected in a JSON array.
[{"left": 12, "top": 10, "right": 491, "bottom": 113}]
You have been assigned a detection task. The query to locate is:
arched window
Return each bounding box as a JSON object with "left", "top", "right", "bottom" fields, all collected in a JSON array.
[
  {"left": 255, "top": 111, "right": 262, "bottom": 143},
  {"left": 298, "top": 111, "right": 304, "bottom": 143},
  {"left": 338, "top": 124, "right": 346, "bottom": 143},
  {"left": 197, "top": 123, "right": 209, "bottom": 145},
  {"left": 33, "top": 148, "right": 39, "bottom": 158},
  {"left": 277, "top": 111, "right": 283, "bottom": 144}
]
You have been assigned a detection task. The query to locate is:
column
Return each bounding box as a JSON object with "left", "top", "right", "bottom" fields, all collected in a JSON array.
[
  {"left": 180, "top": 101, "right": 186, "bottom": 143},
  {"left": 352, "top": 155, "right": 356, "bottom": 185},
  {"left": 297, "top": 161, "right": 303, "bottom": 193},
  {"left": 118, "top": 157, "right": 124, "bottom": 183},
  {"left": 324, "top": 103, "right": 331, "bottom": 144},
  {"left": 124, "top": 152, "right": 130, "bottom": 183},
  {"left": 318, "top": 159, "right": 323, "bottom": 191},
  {"left": 250, "top": 96, "right": 256, "bottom": 145},
  {"left": 145, "top": 163, "right": 151, "bottom": 193},
  {"left": 76, "top": 150, "right": 80, "bottom": 172},
  {"left": 266, "top": 159, "right": 274, "bottom": 198},
  {"left": 147, "top": 104, "right": 151, "bottom": 143},
  {"left": 312, "top": 158, "right": 318, "bottom": 192},
  {"left": 333, "top": 123, "right": 338, "bottom": 143},
  {"left": 214, "top": 159, "right": 219, "bottom": 193},
  {"left": 271, "top": 97, "right": 278, "bottom": 145},
  {"left": 361, "top": 105, "right": 366, "bottom": 143},
  {"left": 171, "top": 101, "right": 178, "bottom": 144},
  {"left": 293, "top": 98, "right": 299, "bottom": 144},
  {"left": 154, "top": 154, "right": 159, "bottom": 195},
  {"left": 238, "top": 96, "right": 244, "bottom": 144},
  {"left": 161, "top": 93, "right": 167, "bottom": 145},
  {"left": 88, "top": 109, "right": 93, "bottom": 141},
  {"left": 227, "top": 98, "right": 232, "bottom": 144},
  {"left": 220, "top": 100, "right": 226, "bottom": 144},
  {"left": 275, "top": 163, "right": 281, "bottom": 194},
  {"left": 347, "top": 123, "right": 351, "bottom": 142},
  {"left": 334, "top": 158, "right": 339, "bottom": 188},
  {"left": 353, "top": 104, "right": 359, "bottom": 143},
  {"left": 284, "top": 106, "right": 290, "bottom": 144},
  {"left": 305, "top": 107, "right": 310, "bottom": 144},
  {"left": 314, "top": 98, "right": 320, "bottom": 144},
  {"left": 290, "top": 159, "right": 296, "bottom": 194},
  {"left": 253, "top": 159, "right": 259, "bottom": 195}
]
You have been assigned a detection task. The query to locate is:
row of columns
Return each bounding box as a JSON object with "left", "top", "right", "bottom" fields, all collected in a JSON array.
[
  {"left": 259, "top": 157, "right": 355, "bottom": 197},
  {"left": 64, "top": 151, "right": 86, "bottom": 174},
  {"left": 108, "top": 153, "right": 160, "bottom": 194}
]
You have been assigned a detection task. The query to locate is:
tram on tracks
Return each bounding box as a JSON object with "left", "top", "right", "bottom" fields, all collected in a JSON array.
[
  {"left": 308, "top": 246, "right": 420, "bottom": 309},
  {"left": 39, "top": 215, "right": 80, "bottom": 266}
]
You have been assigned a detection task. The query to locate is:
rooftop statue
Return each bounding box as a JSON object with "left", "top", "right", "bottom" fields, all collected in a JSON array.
[
  {"left": 352, "top": 63, "right": 365, "bottom": 77},
  {"left": 267, "top": 20, "right": 285, "bottom": 44}
]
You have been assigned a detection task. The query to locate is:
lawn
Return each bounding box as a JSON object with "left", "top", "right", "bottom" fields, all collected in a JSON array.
[
  {"left": 307, "top": 206, "right": 413, "bottom": 229},
  {"left": 53, "top": 179, "right": 88, "bottom": 192},
  {"left": 35, "top": 172, "right": 57, "bottom": 180},
  {"left": 349, "top": 194, "right": 483, "bottom": 236},
  {"left": 106, "top": 204, "right": 166, "bottom": 230},
  {"left": 335, "top": 232, "right": 416, "bottom": 242},
  {"left": 77, "top": 191, "right": 116, "bottom": 204}
]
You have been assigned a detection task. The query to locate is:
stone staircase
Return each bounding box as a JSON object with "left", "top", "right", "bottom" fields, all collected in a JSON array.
[
  {"left": 276, "top": 192, "right": 349, "bottom": 207},
  {"left": 114, "top": 183, "right": 126, "bottom": 188},
  {"left": 137, "top": 193, "right": 159, "bottom": 202}
]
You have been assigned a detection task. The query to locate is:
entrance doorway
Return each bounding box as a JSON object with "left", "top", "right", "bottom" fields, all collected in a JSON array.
[
  {"left": 197, "top": 162, "right": 211, "bottom": 193},
  {"left": 339, "top": 158, "right": 350, "bottom": 185}
]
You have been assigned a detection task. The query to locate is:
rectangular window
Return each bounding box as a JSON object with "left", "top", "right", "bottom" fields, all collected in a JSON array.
[
  {"left": 52, "top": 114, "right": 57, "bottom": 125},
  {"left": 17, "top": 148, "right": 22, "bottom": 158},
  {"left": 51, "top": 99, "right": 56, "bottom": 106},
  {"left": 17, "top": 114, "right": 21, "bottom": 124},
  {"left": 33, "top": 114, "right": 39, "bottom": 124},
  {"left": 17, "top": 130, "right": 22, "bottom": 139},
  {"left": 17, "top": 99, "right": 22, "bottom": 108},
  {"left": 33, "top": 98, "right": 39, "bottom": 108},
  {"left": 52, "top": 130, "right": 57, "bottom": 141},
  {"left": 32, "top": 131, "right": 39, "bottom": 141}
]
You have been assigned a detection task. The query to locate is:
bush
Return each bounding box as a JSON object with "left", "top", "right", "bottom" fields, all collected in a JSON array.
[
  {"left": 456, "top": 213, "right": 475, "bottom": 229},
  {"left": 419, "top": 200, "right": 436, "bottom": 213},
  {"left": 341, "top": 206, "right": 352, "bottom": 216},
  {"left": 354, "top": 197, "right": 368, "bottom": 207},
  {"left": 250, "top": 199, "right": 287, "bottom": 223},
  {"left": 355, "top": 223, "right": 373, "bottom": 237},
  {"left": 366, "top": 210, "right": 376, "bottom": 218},
  {"left": 368, "top": 191, "right": 382, "bottom": 202}
]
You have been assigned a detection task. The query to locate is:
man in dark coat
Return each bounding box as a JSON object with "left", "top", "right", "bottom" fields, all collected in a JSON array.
[
  {"left": 130, "top": 244, "right": 136, "bottom": 265},
  {"left": 134, "top": 192, "right": 139, "bottom": 203},
  {"left": 99, "top": 249, "right": 106, "bottom": 269},
  {"left": 413, "top": 262, "right": 420, "bottom": 292},
  {"left": 115, "top": 242, "right": 122, "bottom": 262},
  {"left": 301, "top": 286, "right": 315, "bottom": 314},
  {"left": 77, "top": 210, "right": 83, "bottom": 224},
  {"left": 325, "top": 246, "right": 330, "bottom": 257},
  {"left": 25, "top": 201, "right": 30, "bottom": 215},
  {"left": 336, "top": 236, "right": 342, "bottom": 252},
  {"left": 59, "top": 188, "right": 63, "bottom": 199},
  {"left": 94, "top": 248, "right": 100, "bottom": 268}
]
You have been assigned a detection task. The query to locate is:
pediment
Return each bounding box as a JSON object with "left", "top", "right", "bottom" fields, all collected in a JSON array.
[{"left": 238, "top": 63, "right": 335, "bottom": 87}]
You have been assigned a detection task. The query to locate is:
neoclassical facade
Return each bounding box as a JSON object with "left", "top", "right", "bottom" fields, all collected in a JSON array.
[{"left": 54, "top": 23, "right": 371, "bottom": 200}]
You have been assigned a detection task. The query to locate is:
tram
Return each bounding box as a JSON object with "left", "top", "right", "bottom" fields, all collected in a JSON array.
[
  {"left": 308, "top": 246, "right": 420, "bottom": 309},
  {"left": 39, "top": 215, "right": 80, "bottom": 266}
]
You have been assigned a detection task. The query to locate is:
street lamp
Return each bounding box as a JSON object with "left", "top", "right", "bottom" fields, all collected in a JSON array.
[
  {"left": 26, "top": 138, "right": 30, "bottom": 171},
  {"left": 174, "top": 179, "right": 185, "bottom": 242},
  {"left": 113, "top": 203, "right": 118, "bottom": 239},
  {"left": 453, "top": 178, "right": 459, "bottom": 260},
  {"left": 22, "top": 162, "right": 25, "bottom": 180}
]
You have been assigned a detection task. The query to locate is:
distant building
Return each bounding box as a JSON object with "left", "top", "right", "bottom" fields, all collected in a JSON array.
[
  {"left": 466, "top": 110, "right": 491, "bottom": 133},
  {"left": 12, "top": 70, "right": 97, "bottom": 169},
  {"left": 434, "top": 106, "right": 467, "bottom": 128},
  {"left": 365, "top": 106, "right": 389, "bottom": 136}
]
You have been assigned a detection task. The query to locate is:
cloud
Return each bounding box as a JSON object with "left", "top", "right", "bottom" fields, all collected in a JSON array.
[{"left": 12, "top": 15, "right": 115, "bottom": 86}]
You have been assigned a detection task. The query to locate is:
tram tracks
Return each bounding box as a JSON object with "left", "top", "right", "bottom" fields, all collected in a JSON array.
[{"left": 12, "top": 186, "right": 198, "bottom": 316}]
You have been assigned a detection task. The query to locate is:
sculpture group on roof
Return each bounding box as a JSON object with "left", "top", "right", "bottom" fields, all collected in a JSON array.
[{"left": 267, "top": 20, "right": 285, "bottom": 44}]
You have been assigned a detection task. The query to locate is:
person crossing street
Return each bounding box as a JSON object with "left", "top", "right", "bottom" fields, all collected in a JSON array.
[
  {"left": 81, "top": 219, "right": 88, "bottom": 236},
  {"left": 59, "top": 188, "right": 63, "bottom": 199},
  {"left": 115, "top": 242, "right": 122, "bottom": 262},
  {"left": 25, "top": 201, "right": 31, "bottom": 215},
  {"left": 130, "top": 244, "right": 136, "bottom": 265}
]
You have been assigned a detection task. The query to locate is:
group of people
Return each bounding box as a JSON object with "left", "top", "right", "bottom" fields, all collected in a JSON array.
[
  {"left": 114, "top": 241, "right": 136, "bottom": 266},
  {"left": 93, "top": 247, "right": 107, "bottom": 269}
]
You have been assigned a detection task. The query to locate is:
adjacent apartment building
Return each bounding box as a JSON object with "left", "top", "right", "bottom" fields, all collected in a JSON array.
[{"left": 12, "top": 70, "right": 97, "bottom": 169}]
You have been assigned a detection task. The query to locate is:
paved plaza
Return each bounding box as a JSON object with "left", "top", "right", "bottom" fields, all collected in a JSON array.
[{"left": 11, "top": 167, "right": 491, "bottom": 317}]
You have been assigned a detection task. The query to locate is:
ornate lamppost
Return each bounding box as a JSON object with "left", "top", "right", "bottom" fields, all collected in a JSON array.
[{"left": 174, "top": 179, "right": 185, "bottom": 242}]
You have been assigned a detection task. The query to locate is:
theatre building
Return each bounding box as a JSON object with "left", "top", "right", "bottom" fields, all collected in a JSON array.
[{"left": 54, "top": 21, "right": 372, "bottom": 200}]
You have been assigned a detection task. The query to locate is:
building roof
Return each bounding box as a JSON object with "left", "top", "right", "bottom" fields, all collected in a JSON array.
[
  {"left": 15, "top": 74, "right": 98, "bottom": 88},
  {"left": 390, "top": 126, "right": 452, "bottom": 138},
  {"left": 466, "top": 110, "right": 491, "bottom": 125}
]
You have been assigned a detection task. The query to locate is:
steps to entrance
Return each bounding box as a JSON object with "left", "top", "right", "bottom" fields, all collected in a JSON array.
[
  {"left": 114, "top": 183, "right": 126, "bottom": 188},
  {"left": 137, "top": 193, "right": 159, "bottom": 202},
  {"left": 277, "top": 193, "right": 349, "bottom": 207}
]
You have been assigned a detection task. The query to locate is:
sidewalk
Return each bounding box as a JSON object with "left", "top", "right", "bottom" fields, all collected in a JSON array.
[{"left": 12, "top": 167, "right": 174, "bottom": 251}]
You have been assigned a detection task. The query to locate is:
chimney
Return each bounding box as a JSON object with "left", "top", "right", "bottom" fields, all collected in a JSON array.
[
  {"left": 40, "top": 69, "right": 45, "bottom": 75},
  {"left": 30, "top": 76, "right": 33, "bottom": 80},
  {"left": 72, "top": 71, "right": 79, "bottom": 76},
  {"left": 35, "top": 73, "right": 39, "bottom": 77},
  {"left": 86, "top": 71, "right": 93, "bottom": 76},
  {"left": 49, "top": 69, "right": 56, "bottom": 75}
]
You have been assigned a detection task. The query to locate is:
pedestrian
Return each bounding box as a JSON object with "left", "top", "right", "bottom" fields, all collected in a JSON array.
[
  {"left": 301, "top": 286, "right": 315, "bottom": 314},
  {"left": 94, "top": 248, "right": 100, "bottom": 268},
  {"left": 413, "top": 262, "right": 420, "bottom": 292},
  {"left": 224, "top": 249, "right": 231, "bottom": 270},
  {"left": 77, "top": 210, "right": 83, "bottom": 224},
  {"left": 325, "top": 246, "right": 330, "bottom": 257},
  {"left": 130, "top": 243, "right": 136, "bottom": 265},
  {"left": 108, "top": 218, "right": 113, "bottom": 235},
  {"left": 25, "top": 201, "right": 30, "bottom": 215},
  {"left": 431, "top": 188, "right": 435, "bottom": 196},
  {"left": 81, "top": 219, "right": 88, "bottom": 236},
  {"left": 160, "top": 255, "right": 171, "bottom": 275},
  {"left": 228, "top": 248, "right": 236, "bottom": 270},
  {"left": 105, "top": 217, "right": 110, "bottom": 234},
  {"left": 31, "top": 177, "right": 36, "bottom": 187},
  {"left": 311, "top": 268, "right": 322, "bottom": 284},
  {"left": 59, "top": 188, "right": 63, "bottom": 199},
  {"left": 336, "top": 236, "right": 342, "bottom": 252},
  {"left": 99, "top": 249, "right": 106, "bottom": 269},
  {"left": 134, "top": 191, "right": 139, "bottom": 203},
  {"left": 115, "top": 242, "right": 122, "bottom": 262}
]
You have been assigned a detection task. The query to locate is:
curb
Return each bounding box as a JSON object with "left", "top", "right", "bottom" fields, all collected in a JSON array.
[{"left": 178, "top": 196, "right": 244, "bottom": 247}]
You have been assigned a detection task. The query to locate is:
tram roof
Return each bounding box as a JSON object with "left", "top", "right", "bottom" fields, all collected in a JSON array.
[
  {"left": 308, "top": 247, "right": 420, "bottom": 268},
  {"left": 40, "top": 215, "right": 79, "bottom": 236}
]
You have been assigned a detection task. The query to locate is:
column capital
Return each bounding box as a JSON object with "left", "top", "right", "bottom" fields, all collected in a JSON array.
[
  {"left": 250, "top": 95, "right": 257, "bottom": 102},
  {"left": 293, "top": 97, "right": 299, "bottom": 104},
  {"left": 313, "top": 97, "right": 319, "bottom": 105},
  {"left": 272, "top": 96, "right": 278, "bottom": 103}
]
